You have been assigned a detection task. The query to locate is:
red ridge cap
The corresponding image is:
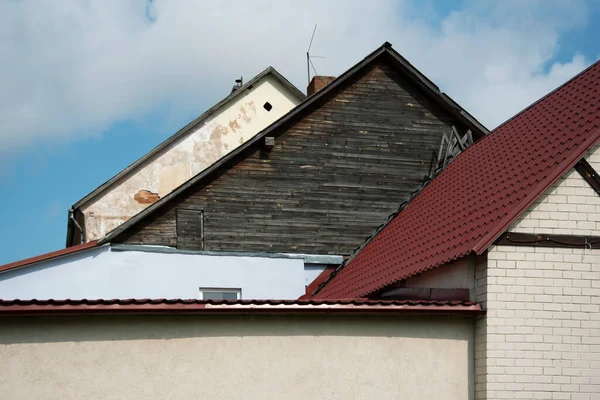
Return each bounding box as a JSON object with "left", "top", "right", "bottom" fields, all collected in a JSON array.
[
  {"left": 0, "top": 241, "right": 99, "bottom": 274},
  {"left": 0, "top": 298, "right": 484, "bottom": 316}
]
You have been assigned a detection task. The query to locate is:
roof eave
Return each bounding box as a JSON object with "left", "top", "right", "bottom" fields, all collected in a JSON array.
[{"left": 0, "top": 302, "right": 485, "bottom": 317}]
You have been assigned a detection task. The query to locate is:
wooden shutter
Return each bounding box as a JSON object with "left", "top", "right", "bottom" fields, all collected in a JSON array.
[{"left": 176, "top": 209, "right": 204, "bottom": 250}]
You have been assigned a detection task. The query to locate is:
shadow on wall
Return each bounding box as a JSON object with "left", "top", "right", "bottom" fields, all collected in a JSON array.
[{"left": 0, "top": 315, "right": 473, "bottom": 345}]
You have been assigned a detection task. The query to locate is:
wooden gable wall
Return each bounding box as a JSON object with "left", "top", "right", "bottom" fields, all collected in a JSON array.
[{"left": 115, "top": 59, "right": 472, "bottom": 255}]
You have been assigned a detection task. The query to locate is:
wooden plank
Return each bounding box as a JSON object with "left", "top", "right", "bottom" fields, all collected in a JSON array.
[
  {"left": 117, "top": 61, "right": 473, "bottom": 255},
  {"left": 575, "top": 159, "right": 600, "bottom": 196},
  {"left": 176, "top": 209, "right": 204, "bottom": 250}
]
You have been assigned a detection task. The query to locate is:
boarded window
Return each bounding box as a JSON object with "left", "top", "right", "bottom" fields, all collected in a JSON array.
[{"left": 176, "top": 209, "right": 204, "bottom": 250}]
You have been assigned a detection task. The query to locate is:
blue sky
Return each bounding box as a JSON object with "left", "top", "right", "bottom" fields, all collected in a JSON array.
[{"left": 1, "top": 0, "right": 600, "bottom": 265}]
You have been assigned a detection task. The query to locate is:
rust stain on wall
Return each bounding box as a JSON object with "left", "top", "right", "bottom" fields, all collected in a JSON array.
[{"left": 134, "top": 190, "right": 160, "bottom": 204}]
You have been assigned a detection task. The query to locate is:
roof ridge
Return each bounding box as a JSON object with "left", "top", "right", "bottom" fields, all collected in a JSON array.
[
  {"left": 69, "top": 66, "right": 304, "bottom": 212},
  {"left": 314, "top": 57, "right": 600, "bottom": 299},
  {"left": 99, "top": 42, "right": 489, "bottom": 246}
]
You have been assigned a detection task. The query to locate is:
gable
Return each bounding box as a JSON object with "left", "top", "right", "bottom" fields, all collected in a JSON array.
[
  {"left": 70, "top": 70, "right": 304, "bottom": 245},
  {"left": 113, "top": 58, "right": 476, "bottom": 256},
  {"left": 313, "top": 58, "right": 600, "bottom": 300},
  {"left": 509, "top": 143, "right": 600, "bottom": 236}
]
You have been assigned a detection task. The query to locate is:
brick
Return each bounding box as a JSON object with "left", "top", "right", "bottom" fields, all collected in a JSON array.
[{"left": 480, "top": 218, "right": 600, "bottom": 399}]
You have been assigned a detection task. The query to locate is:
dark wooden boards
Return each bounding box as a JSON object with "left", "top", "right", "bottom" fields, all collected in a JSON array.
[
  {"left": 495, "top": 232, "right": 600, "bottom": 249},
  {"left": 116, "top": 60, "right": 472, "bottom": 255},
  {"left": 176, "top": 209, "right": 204, "bottom": 250}
]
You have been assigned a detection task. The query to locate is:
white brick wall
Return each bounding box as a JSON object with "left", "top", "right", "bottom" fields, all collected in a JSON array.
[
  {"left": 510, "top": 143, "right": 600, "bottom": 236},
  {"left": 476, "top": 246, "right": 600, "bottom": 400},
  {"left": 476, "top": 144, "right": 600, "bottom": 399},
  {"left": 509, "top": 168, "right": 600, "bottom": 236}
]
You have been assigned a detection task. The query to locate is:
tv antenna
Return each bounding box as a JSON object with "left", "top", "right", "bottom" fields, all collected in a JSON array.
[{"left": 306, "top": 24, "right": 326, "bottom": 84}]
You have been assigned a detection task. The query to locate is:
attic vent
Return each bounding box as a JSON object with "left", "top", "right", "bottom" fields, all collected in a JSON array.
[{"left": 263, "top": 102, "right": 273, "bottom": 111}]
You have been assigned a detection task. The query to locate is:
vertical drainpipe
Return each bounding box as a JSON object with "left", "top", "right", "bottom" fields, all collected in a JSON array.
[{"left": 69, "top": 208, "right": 86, "bottom": 244}]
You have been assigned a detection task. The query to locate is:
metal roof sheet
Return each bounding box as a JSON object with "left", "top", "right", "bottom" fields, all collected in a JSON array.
[
  {"left": 0, "top": 298, "right": 483, "bottom": 316},
  {"left": 315, "top": 58, "right": 600, "bottom": 299}
]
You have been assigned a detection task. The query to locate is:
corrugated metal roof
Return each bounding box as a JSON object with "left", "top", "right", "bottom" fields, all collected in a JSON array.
[
  {"left": 0, "top": 298, "right": 483, "bottom": 316},
  {"left": 314, "top": 58, "right": 600, "bottom": 299}
]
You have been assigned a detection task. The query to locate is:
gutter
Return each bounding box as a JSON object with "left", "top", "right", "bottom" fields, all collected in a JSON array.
[
  {"left": 68, "top": 208, "right": 85, "bottom": 245},
  {"left": 0, "top": 301, "right": 485, "bottom": 317}
]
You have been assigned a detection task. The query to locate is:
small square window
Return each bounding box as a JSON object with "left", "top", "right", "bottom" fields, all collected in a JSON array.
[
  {"left": 199, "top": 288, "right": 241, "bottom": 300},
  {"left": 263, "top": 101, "right": 273, "bottom": 111}
]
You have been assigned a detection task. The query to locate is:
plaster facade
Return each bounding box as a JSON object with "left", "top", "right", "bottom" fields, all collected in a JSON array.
[
  {"left": 0, "top": 315, "right": 474, "bottom": 400},
  {"left": 404, "top": 257, "right": 475, "bottom": 290},
  {"left": 0, "top": 246, "right": 310, "bottom": 300},
  {"left": 80, "top": 75, "right": 302, "bottom": 241}
]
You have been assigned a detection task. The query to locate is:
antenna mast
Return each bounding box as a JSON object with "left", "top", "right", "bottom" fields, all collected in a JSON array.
[{"left": 306, "top": 24, "right": 326, "bottom": 84}]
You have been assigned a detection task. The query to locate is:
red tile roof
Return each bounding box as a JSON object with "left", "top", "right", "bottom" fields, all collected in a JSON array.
[
  {"left": 0, "top": 298, "right": 483, "bottom": 316},
  {"left": 0, "top": 241, "right": 99, "bottom": 274},
  {"left": 315, "top": 59, "right": 600, "bottom": 299},
  {"left": 299, "top": 266, "right": 337, "bottom": 299}
]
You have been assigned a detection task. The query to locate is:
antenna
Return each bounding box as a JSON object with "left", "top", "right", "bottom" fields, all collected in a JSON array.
[{"left": 306, "top": 24, "right": 326, "bottom": 84}]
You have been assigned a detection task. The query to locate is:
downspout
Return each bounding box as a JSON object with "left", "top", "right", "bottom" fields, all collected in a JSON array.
[{"left": 69, "top": 208, "right": 86, "bottom": 244}]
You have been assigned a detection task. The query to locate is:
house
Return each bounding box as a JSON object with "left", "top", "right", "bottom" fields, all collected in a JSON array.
[
  {"left": 67, "top": 67, "right": 306, "bottom": 245},
  {"left": 97, "top": 42, "right": 487, "bottom": 258},
  {"left": 1, "top": 45, "right": 598, "bottom": 400},
  {"left": 1, "top": 42, "right": 485, "bottom": 301},
  {"left": 311, "top": 57, "right": 600, "bottom": 399}
]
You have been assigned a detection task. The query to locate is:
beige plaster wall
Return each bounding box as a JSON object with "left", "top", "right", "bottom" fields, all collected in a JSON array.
[
  {"left": 81, "top": 75, "right": 301, "bottom": 241},
  {"left": 0, "top": 315, "right": 474, "bottom": 400},
  {"left": 404, "top": 256, "right": 475, "bottom": 290}
]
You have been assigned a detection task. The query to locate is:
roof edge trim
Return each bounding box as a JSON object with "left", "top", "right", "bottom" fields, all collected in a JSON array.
[
  {"left": 0, "top": 299, "right": 484, "bottom": 316},
  {"left": 71, "top": 67, "right": 304, "bottom": 211},
  {"left": 0, "top": 241, "right": 101, "bottom": 274},
  {"left": 473, "top": 129, "right": 600, "bottom": 254}
]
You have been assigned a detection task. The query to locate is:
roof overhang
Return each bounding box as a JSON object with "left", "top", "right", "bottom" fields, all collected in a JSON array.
[
  {"left": 0, "top": 299, "right": 484, "bottom": 317},
  {"left": 0, "top": 241, "right": 100, "bottom": 275}
]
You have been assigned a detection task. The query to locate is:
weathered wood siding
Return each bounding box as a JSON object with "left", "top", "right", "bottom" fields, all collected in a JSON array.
[{"left": 116, "top": 60, "right": 470, "bottom": 255}]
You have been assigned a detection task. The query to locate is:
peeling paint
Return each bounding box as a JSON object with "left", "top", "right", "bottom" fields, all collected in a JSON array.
[
  {"left": 228, "top": 119, "right": 241, "bottom": 132},
  {"left": 80, "top": 76, "right": 302, "bottom": 241},
  {"left": 134, "top": 190, "right": 160, "bottom": 204}
]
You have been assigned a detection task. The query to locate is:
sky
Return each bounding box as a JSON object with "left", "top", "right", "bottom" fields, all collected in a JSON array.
[{"left": 1, "top": 0, "right": 600, "bottom": 265}]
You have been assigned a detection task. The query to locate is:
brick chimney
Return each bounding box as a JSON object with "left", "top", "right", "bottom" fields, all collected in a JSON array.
[{"left": 307, "top": 76, "right": 336, "bottom": 96}]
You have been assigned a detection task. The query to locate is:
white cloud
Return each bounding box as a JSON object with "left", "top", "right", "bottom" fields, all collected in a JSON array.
[{"left": 0, "top": 0, "right": 594, "bottom": 153}]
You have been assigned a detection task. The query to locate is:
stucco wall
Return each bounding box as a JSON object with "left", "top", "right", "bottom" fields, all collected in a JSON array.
[
  {"left": 404, "top": 257, "right": 475, "bottom": 289},
  {"left": 0, "top": 315, "right": 474, "bottom": 400},
  {"left": 0, "top": 247, "right": 307, "bottom": 300},
  {"left": 475, "top": 144, "right": 600, "bottom": 399},
  {"left": 81, "top": 75, "right": 301, "bottom": 241}
]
